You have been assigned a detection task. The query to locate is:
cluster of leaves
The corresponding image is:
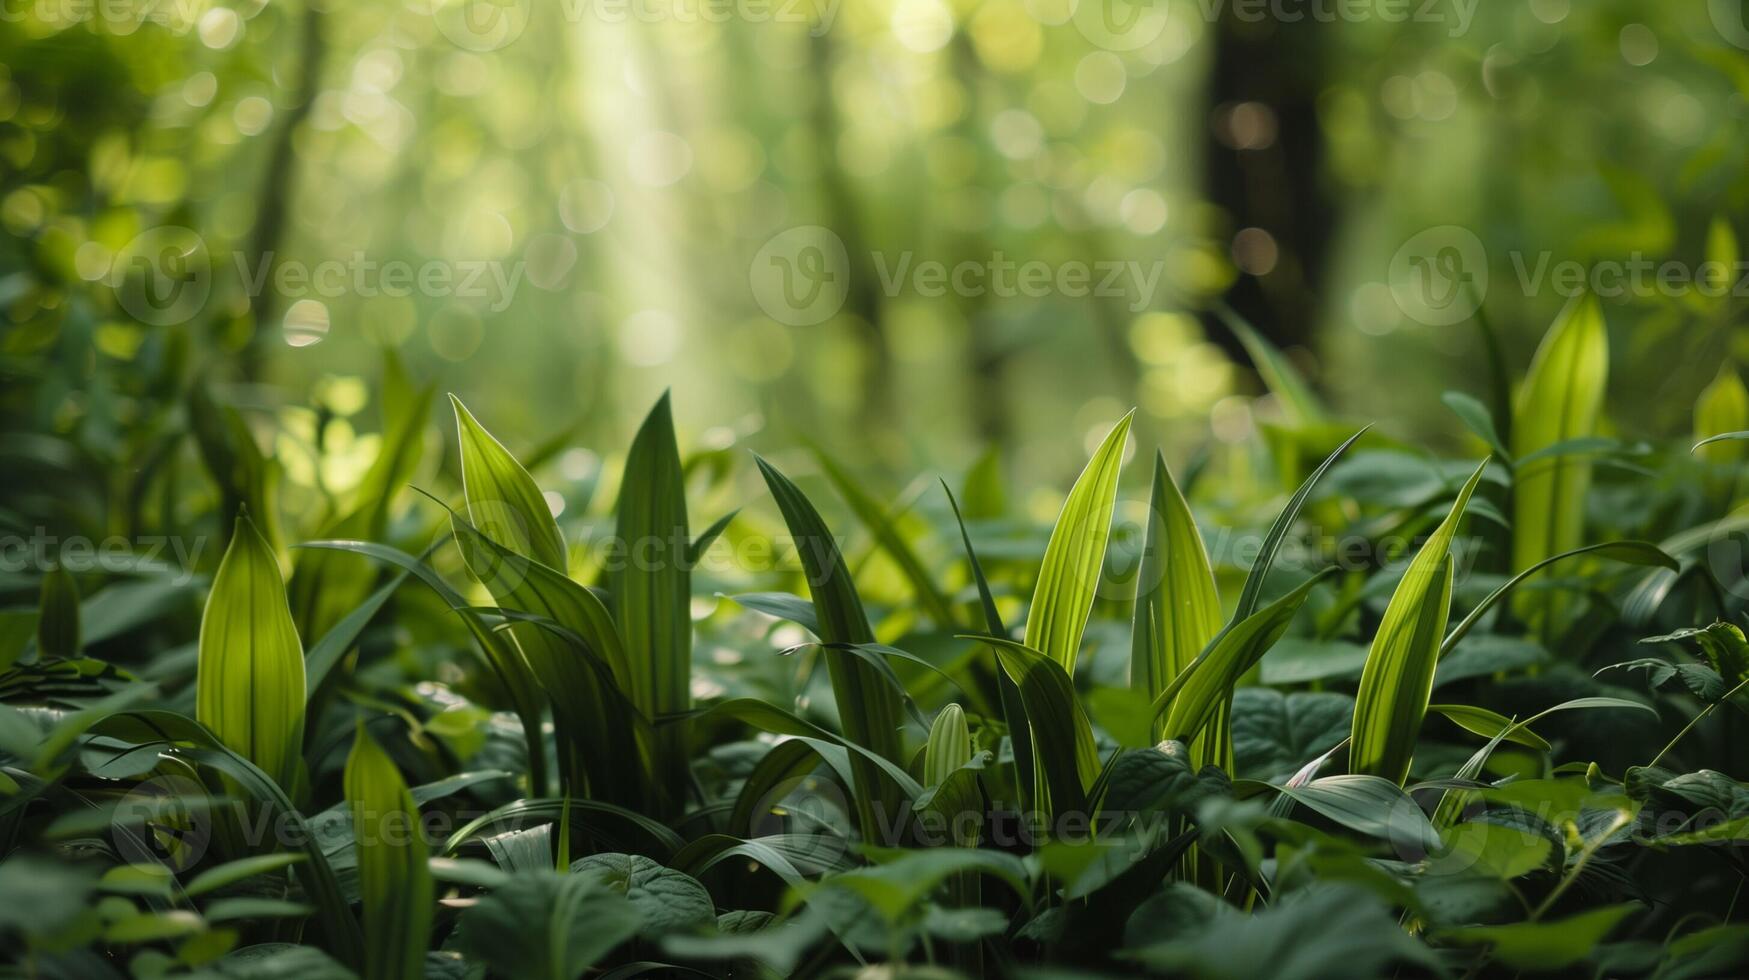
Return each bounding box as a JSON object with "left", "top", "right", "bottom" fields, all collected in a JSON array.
[{"left": 5, "top": 299, "right": 1749, "bottom": 979}]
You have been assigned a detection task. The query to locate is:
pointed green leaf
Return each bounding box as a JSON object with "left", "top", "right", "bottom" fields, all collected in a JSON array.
[
  {"left": 1351, "top": 460, "right": 1488, "bottom": 785},
  {"left": 1511, "top": 295, "right": 1608, "bottom": 638},
  {"left": 615, "top": 393, "right": 693, "bottom": 815},
  {"left": 1025, "top": 411, "right": 1133, "bottom": 675},
  {"left": 452, "top": 394, "right": 568, "bottom": 571},
  {"left": 197, "top": 516, "right": 305, "bottom": 791},
  {"left": 346, "top": 727, "right": 433, "bottom": 980},
  {"left": 754, "top": 456, "right": 905, "bottom": 842},
  {"left": 1131, "top": 451, "right": 1222, "bottom": 752}
]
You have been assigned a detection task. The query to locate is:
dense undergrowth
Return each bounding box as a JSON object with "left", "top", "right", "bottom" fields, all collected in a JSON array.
[{"left": 5, "top": 296, "right": 1749, "bottom": 978}]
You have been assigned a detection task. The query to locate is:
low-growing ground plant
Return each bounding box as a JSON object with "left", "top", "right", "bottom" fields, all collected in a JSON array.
[{"left": 5, "top": 303, "right": 1749, "bottom": 979}]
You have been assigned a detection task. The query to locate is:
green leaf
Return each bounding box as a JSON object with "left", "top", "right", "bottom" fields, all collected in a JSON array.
[
  {"left": 1025, "top": 410, "right": 1133, "bottom": 675},
  {"left": 1215, "top": 302, "right": 1327, "bottom": 427},
  {"left": 87, "top": 710, "right": 363, "bottom": 967},
  {"left": 1511, "top": 295, "right": 1608, "bottom": 640},
  {"left": 614, "top": 392, "right": 692, "bottom": 817},
  {"left": 298, "top": 539, "right": 549, "bottom": 796},
  {"left": 570, "top": 853, "right": 714, "bottom": 939},
  {"left": 184, "top": 853, "right": 305, "bottom": 898},
  {"left": 922, "top": 703, "right": 980, "bottom": 848},
  {"left": 754, "top": 456, "right": 905, "bottom": 842},
  {"left": 1230, "top": 427, "right": 1370, "bottom": 624},
  {"left": 452, "top": 394, "right": 568, "bottom": 571},
  {"left": 1442, "top": 390, "right": 1512, "bottom": 462},
  {"left": 453, "top": 872, "right": 643, "bottom": 980},
  {"left": 1441, "top": 903, "right": 1638, "bottom": 971},
  {"left": 1351, "top": 459, "right": 1488, "bottom": 785},
  {"left": 1230, "top": 688, "right": 1354, "bottom": 782},
  {"left": 1272, "top": 774, "right": 1440, "bottom": 853},
  {"left": 1441, "top": 540, "right": 1677, "bottom": 656},
  {"left": 1131, "top": 451, "right": 1222, "bottom": 756},
  {"left": 35, "top": 566, "right": 80, "bottom": 659},
  {"left": 1430, "top": 821, "right": 1553, "bottom": 879},
  {"left": 941, "top": 480, "right": 1034, "bottom": 813},
  {"left": 197, "top": 516, "right": 305, "bottom": 791},
  {"left": 1160, "top": 569, "right": 1333, "bottom": 747},
  {"left": 450, "top": 512, "right": 647, "bottom": 804},
  {"left": 977, "top": 636, "right": 1098, "bottom": 821},
  {"left": 345, "top": 726, "right": 433, "bottom": 980},
  {"left": 1428, "top": 704, "right": 1550, "bottom": 751}
]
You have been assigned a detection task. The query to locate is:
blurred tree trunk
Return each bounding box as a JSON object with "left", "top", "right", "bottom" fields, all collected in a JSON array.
[
  {"left": 1201, "top": 19, "right": 1333, "bottom": 362},
  {"left": 238, "top": 2, "right": 325, "bottom": 381}
]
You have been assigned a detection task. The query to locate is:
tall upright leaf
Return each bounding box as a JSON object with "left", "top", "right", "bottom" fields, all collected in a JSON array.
[
  {"left": 345, "top": 727, "right": 433, "bottom": 980},
  {"left": 1131, "top": 452, "right": 1223, "bottom": 753},
  {"left": 1160, "top": 569, "right": 1332, "bottom": 747},
  {"left": 614, "top": 393, "right": 692, "bottom": 817},
  {"left": 451, "top": 394, "right": 568, "bottom": 572},
  {"left": 1351, "top": 460, "right": 1488, "bottom": 785},
  {"left": 1511, "top": 296, "right": 1607, "bottom": 639},
  {"left": 197, "top": 516, "right": 305, "bottom": 792},
  {"left": 1024, "top": 411, "right": 1133, "bottom": 675},
  {"left": 756, "top": 456, "right": 906, "bottom": 842}
]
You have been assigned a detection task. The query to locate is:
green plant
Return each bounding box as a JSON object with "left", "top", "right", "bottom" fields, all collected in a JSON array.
[{"left": 5, "top": 304, "right": 1749, "bottom": 980}]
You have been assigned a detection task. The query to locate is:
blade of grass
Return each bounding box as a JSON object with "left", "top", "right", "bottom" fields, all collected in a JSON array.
[
  {"left": 941, "top": 480, "right": 1034, "bottom": 813},
  {"left": 1510, "top": 295, "right": 1608, "bottom": 642},
  {"left": 1350, "top": 460, "right": 1489, "bottom": 785},
  {"left": 345, "top": 726, "right": 433, "bottom": 980},
  {"left": 755, "top": 455, "right": 906, "bottom": 843},
  {"left": 1131, "top": 451, "right": 1222, "bottom": 754},
  {"left": 1025, "top": 411, "right": 1133, "bottom": 675},
  {"left": 1159, "top": 568, "right": 1334, "bottom": 745},
  {"left": 614, "top": 393, "right": 693, "bottom": 818}
]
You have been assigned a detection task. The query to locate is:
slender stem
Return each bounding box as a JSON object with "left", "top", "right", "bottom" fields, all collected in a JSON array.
[
  {"left": 1648, "top": 675, "right": 1749, "bottom": 770},
  {"left": 1531, "top": 810, "right": 1630, "bottom": 922}
]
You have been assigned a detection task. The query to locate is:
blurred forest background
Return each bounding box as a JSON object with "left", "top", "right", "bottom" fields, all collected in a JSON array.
[{"left": 3, "top": 0, "right": 1749, "bottom": 528}]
